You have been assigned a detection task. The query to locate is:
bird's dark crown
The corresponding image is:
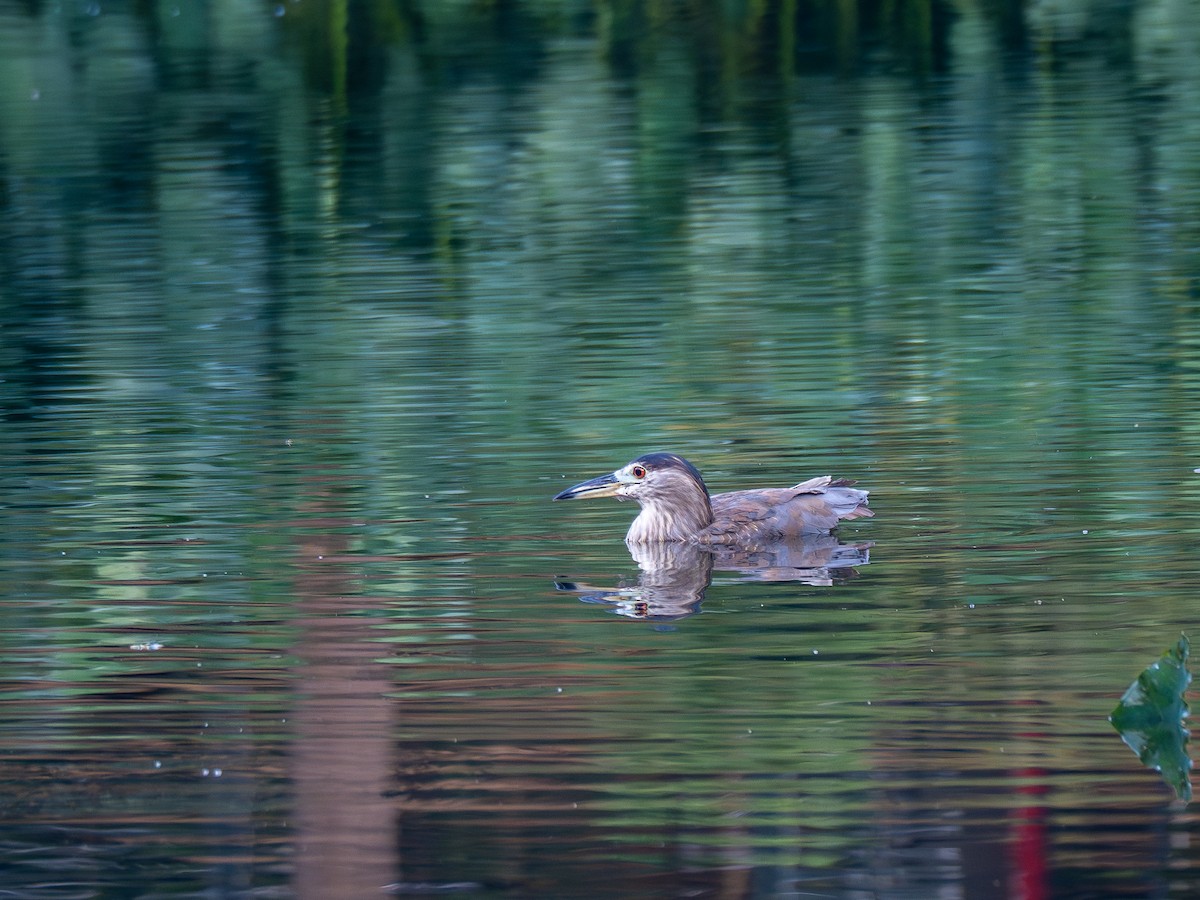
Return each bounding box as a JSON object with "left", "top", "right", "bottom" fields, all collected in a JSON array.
[{"left": 632, "top": 453, "right": 710, "bottom": 499}]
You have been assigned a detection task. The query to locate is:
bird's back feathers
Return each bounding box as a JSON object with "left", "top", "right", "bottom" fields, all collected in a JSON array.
[{"left": 699, "top": 478, "right": 872, "bottom": 545}]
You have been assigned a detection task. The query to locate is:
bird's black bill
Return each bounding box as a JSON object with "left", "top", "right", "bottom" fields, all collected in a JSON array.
[{"left": 553, "top": 472, "right": 620, "bottom": 501}]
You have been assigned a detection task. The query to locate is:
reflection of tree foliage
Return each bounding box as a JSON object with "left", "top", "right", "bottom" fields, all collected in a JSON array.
[{"left": 282, "top": 0, "right": 962, "bottom": 98}]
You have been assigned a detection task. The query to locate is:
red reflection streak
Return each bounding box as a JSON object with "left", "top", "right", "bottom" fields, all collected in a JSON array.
[{"left": 1010, "top": 765, "right": 1051, "bottom": 900}]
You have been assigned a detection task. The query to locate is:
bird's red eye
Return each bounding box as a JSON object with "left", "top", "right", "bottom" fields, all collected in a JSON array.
[{"left": 631, "top": 465, "right": 647, "bottom": 479}]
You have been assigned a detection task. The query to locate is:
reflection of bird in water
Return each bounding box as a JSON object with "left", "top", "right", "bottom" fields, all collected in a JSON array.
[
  {"left": 553, "top": 452, "right": 873, "bottom": 545},
  {"left": 556, "top": 543, "right": 714, "bottom": 620},
  {"left": 556, "top": 537, "right": 872, "bottom": 620}
]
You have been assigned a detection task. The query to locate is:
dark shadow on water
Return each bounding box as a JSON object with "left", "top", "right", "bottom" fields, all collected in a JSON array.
[{"left": 556, "top": 536, "right": 873, "bottom": 620}]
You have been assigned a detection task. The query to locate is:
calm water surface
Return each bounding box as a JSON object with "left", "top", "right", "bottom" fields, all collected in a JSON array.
[{"left": 2, "top": 1, "right": 1200, "bottom": 897}]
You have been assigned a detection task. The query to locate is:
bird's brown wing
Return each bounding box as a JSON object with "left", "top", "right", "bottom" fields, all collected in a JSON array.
[{"left": 701, "top": 479, "right": 872, "bottom": 545}]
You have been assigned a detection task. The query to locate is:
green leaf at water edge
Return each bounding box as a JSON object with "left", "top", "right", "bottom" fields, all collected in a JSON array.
[{"left": 1110, "top": 634, "right": 1192, "bottom": 803}]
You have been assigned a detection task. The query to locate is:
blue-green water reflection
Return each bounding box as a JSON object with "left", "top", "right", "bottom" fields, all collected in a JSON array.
[{"left": 2, "top": 0, "right": 1200, "bottom": 896}]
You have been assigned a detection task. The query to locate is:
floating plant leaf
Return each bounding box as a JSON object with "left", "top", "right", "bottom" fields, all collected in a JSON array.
[{"left": 1110, "top": 634, "right": 1192, "bottom": 802}]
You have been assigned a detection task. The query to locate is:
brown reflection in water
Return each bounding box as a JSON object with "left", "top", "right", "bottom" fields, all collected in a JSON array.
[{"left": 289, "top": 476, "right": 395, "bottom": 897}]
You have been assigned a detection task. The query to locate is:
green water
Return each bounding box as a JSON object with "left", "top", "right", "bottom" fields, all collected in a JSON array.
[{"left": 2, "top": 1, "right": 1200, "bottom": 897}]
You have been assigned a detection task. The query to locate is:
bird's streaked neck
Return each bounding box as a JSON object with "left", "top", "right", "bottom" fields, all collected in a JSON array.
[{"left": 625, "top": 490, "right": 714, "bottom": 543}]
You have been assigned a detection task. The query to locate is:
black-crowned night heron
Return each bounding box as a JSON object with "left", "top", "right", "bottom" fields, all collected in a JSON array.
[{"left": 553, "top": 452, "right": 873, "bottom": 544}]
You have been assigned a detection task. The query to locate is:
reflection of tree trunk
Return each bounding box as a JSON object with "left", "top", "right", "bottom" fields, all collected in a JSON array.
[{"left": 290, "top": 479, "right": 395, "bottom": 897}]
